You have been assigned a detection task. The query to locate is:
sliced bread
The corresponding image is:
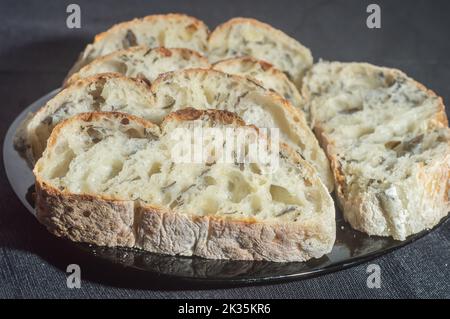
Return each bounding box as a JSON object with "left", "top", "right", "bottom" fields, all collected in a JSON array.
[
  {"left": 19, "top": 69, "right": 334, "bottom": 191},
  {"left": 149, "top": 68, "right": 333, "bottom": 191},
  {"left": 302, "top": 61, "right": 450, "bottom": 240},
  {"left": 208, "top": 17, "right": 313, "bottom": 88},
  {"left": 33, "top": 110, "right": 335, "bottom": 262},
  {"left": 67, "top": 13, "right": 209, "bottom": 77},
  {"left": 17, "top": 73, "right": 154, "bottom": 165},
  {"left": 65, "top": 46, "right": 210, "bottom": 86},
  {"left": 212, "top": 56, "right": 308, "bottom": 122}
]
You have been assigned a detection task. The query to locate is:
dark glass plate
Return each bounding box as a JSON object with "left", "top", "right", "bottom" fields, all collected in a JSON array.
[{"left": 4, "top": 90, "right": 448, "bottom": 284}]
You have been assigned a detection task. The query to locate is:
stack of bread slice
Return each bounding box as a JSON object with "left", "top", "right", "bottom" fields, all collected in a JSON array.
[{"left": 16, "top": 13, "right": 449, "bottom": 262}]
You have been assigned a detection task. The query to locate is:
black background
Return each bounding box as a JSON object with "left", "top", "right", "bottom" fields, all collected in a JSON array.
[{"left": 0, "top": 0, "right": 449, "bottom": 298}]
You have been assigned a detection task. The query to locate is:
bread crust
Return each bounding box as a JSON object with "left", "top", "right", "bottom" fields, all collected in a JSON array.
[
  {"left": 94, "top": 14, "right": 209, "bottom": 44},
  {"left": 34, "top": 110, "right": 335, "bottom": 262},
  {"left": 136, "top": 205, "right": 334, "bottom": 262}
]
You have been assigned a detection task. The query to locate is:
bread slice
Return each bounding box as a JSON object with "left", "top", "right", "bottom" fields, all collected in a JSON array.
[
  {"left": 208, "top": 17, "right": 313, "bottom": 88},
  {"left": 150, "top": 68, "right": 333, "bottom": 191},
  {"left": 33, "top": 110, "right": 335, "bottom": 262},
  {"left": 67, "top": 13, "right": 209, "bottom": 77},
  {"left": 302, "top": 61, "right": 450, "bottom": 240},
  {"left": 17, "top": 73, "right": 154, "bottom": 165},
  {"left": 212, "top": 56, "right": 308, "bottom": 123},
  {"left": 65, "top": 46, "right": 210, "bottom": 86}
]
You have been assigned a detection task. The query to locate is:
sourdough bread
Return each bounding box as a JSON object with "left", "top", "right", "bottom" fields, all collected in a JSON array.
[
  {"left": 33, "top": 110, "right": 335, "bottom": 262},
  {"left": 149, "top": 68, "right": 333, "bottom": 191},
  {"left": 65, "top": 46, "right": 210, "bottom": 86},
  {"left": 302, "top": 61, "right": 450, "bottom": 240},
  {"left": 18, "top": 73, "right": 154, "bottom": 165},
  {"left": 212, "top": 56, "right": 308, "bottom": 122},
  {"left": 208, "top": 18, "right": 313, "bottom": 88},
  {"left": 67, "top": 13, "right": 209, "bottom": 77}
]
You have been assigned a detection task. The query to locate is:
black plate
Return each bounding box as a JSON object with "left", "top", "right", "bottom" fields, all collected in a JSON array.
[{"left": 4, "top": 90, "right": 449, "bottom": 284}]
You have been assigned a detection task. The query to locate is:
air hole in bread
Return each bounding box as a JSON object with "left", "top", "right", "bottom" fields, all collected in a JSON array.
[
  {"left": 249, "top": 163, "right": 261, "bottom": 174},
  {"left": 228, "top": 172, "right": 252, "bottom": 203},
  {"left": 200, "top": 197, "right": 219, "bottom": 215},
  {"left": 104, "top": 60, "right": 128, "bottom": 74},
  {"left": 124, "top": 128, "right": 142, "bottom": 138},
  {"left": 270, "top": 184, "right": 302, "bottom": 206},
  {"left": 47, "top": 148, "right": 76, "bottom": 179},
  {"left": 148, "top": 162, "right": 162, "bottom": 177},
  {"left": 204, "top": 176, "right": 216, "bottom": 186}
]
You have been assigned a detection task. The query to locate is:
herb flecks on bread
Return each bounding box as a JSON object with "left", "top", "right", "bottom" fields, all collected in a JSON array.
[
  {"left": 303, "top": 61, "right": 450, "bottom": 240},
  {"left": 208, "top": 17, "right": 313, "bottom": 88},
  {"left": 67, "top": 13, "right": 209, "bottom": 77},
  {"left": 213, "top": 56, "right": 309, "bottom": 123},
  {"left": 21, "top": 69, "right": 334, "bottom": 191},
  {"left": 66, "top": 46, "right": 210, "bottom": 86}
]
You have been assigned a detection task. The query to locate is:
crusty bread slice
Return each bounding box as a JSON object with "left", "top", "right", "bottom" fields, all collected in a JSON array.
[
  {"left": 17, "top": 73, "right": 155, "bottom": 165},
  {"left": 150, "top": 68, "right": 333, "bottom": 191},
  {"left": 212, "top": 56, "right": 308, "bottom": 122},
  {"left": 65, "top": 46, "right": 210, "bottom": 86},
  {"left": 67, "top": 13, "right": 209, "bottom": 77},
  {"left": 33, "top": 110, "right": 335, "bottom": 262},
  {"left": 302, "top": 61, "right": 450, "bottom": 240},
  {"left": 208, "top": 18, "right": 313, "bottom": 88}
]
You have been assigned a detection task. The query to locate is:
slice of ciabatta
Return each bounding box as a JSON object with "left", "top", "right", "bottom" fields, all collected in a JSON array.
[
  {"left": 208, "top": 17, "right": 313, "bottom": 88},
  {"left": 16, "top": 73, "right": 154, "bottom": 165},
  {"left": 212, "top": 56, "right": 308, "bottom": 123},
  {"left": 67, "top": 13, "right": 209, "bottom": 77},
  {"left": 65, "top": 46, "right": 210, "bottom": 86},
  {"left": 149, "top": 68, "right": 333, "bottom": 191},
  {"left": 302, "top": 61, "right": 450, "bottom": 240},
  {"left": 33, "top": 110, "right": 335, "bottom": 262}
]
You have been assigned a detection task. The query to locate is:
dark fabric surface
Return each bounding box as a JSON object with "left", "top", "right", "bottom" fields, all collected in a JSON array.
[{"left": 0, "top": 0, "right": 449, "bottom": 299}]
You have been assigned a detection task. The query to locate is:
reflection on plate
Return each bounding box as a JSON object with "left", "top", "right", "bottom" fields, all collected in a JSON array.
[{"left": 3, "top": 89, "right": 448, "bottom": 283}]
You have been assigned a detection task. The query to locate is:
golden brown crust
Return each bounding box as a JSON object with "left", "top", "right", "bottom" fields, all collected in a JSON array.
[
  {"left": 94, "top": 13, "right": 210, "bottom": 43},
  {"left": 209, "top": 17, "right": 292, "bottom": 45},
  {"left": 163, "top": 107, "right": 246, "bottom": 127},
  {"left": 213, "top": 55, "right": 275, "bottom": 71}
]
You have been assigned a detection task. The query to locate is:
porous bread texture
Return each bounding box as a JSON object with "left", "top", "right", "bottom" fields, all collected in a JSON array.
[
  {"left": 65, "top": 46, "right": 210, "bottom": 86},
  {"left": 302, "top": 61, "right": 450, "bottom": 240},
  {"left": 212, "top": 56, "right": 308, "bottom": 123},
  {"left": 149, "top": 68, "right": 333, "bottom": 191},
  {"left": 208, "top": 17, "right": 313, "bottom": 88},
  {"left": 18, "top": 74, "right": 154, "bottom": 165},
  {"left": 67, "top": 13, "right": 209, "bottom": 77},
  {"left": 19, "top": 69, "right": 334, "bottom": 191},
  {"left": 33, "top": 110, "right": 335, "bottom": 262}
]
